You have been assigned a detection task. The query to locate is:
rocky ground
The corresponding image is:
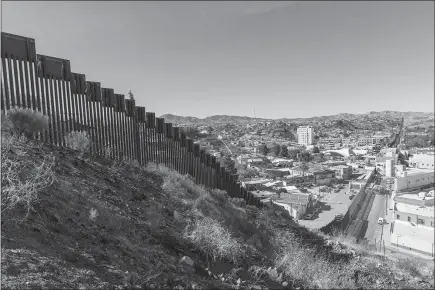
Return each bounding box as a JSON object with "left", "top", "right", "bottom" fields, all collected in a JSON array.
[{"left": 1, "top": 137, "right": 434, "bottom": 289}]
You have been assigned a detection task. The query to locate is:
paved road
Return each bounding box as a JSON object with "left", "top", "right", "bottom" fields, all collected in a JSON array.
[
  {"left": 364, "top": 194, "right": 389, "bottom": 245},
  {"left": 298, "top": 186, "right": 353, "bottom": 229}
]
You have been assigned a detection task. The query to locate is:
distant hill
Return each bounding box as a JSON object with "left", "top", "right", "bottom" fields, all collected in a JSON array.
[
  {"left": 159, "top": 114, "right": 201, "bottom": 125},
  {"left": 160, "top": 111, "right": 434, "bottom": 128}
]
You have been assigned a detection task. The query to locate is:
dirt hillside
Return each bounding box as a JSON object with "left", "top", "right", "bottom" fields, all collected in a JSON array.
[{"left": 1, "top": 137, "right": 434, "bottom": 289}]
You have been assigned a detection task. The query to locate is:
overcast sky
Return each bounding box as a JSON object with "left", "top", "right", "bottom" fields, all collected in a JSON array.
[{"left": 2, "top": 1, "right": 434, "bottom": 119}]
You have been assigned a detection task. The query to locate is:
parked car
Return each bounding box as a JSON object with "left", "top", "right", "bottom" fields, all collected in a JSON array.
[
  {"left": 377, "top": 217, "right": 387, "bottom": 225},
  {"left": 334, "top": 189, "right": 340, "bottom": 193},
  {"left": 349, "top": 194, "right": 355, "bottom": 200}
]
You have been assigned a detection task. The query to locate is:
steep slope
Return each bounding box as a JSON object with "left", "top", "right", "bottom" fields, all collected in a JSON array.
[{"left": 1, "top": 137, "right": 434, "bottom": 289}]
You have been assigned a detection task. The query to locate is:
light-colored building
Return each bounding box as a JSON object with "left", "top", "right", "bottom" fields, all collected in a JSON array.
[
  {"left": 318, "top": 138, "right": 341, "bottom": 149},
  {"left": 390, "top": 191, "right": 434, "bottom": 256},
  {"left": 329, "top": 165, "right": 352, "bottom": 180},
  {"left": 393, "top": 168, "right": 435, "bottom": 192},
  {"left": 272, "top": 189, "right": 314, "bottom": 220},
  {"left": 297, "top": 126, "right": 314, "bottom": 146},
  {"left": 385, "top": 159, "right": 395, "bottom": 177},
  {"left": 409, "top": 154, "right": 435, "bottom": 170}
]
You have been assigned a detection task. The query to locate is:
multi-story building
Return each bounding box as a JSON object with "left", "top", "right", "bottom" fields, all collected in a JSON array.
[
  {"left": 409, "top": 154, "right": 435, "bottom": 169},
  {"left": 297, "top": 126, "right": 314, "bottom": 146},
  {"left": 393, "top": 168, "right": 435, "bottom": 192},
  {"left": 390, "top": 191, "right": 434, "bottom": 256}
]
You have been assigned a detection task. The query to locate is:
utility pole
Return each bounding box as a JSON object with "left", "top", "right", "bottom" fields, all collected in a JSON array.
[{"left": 383, "top": 240, "right": 385, "bottom": 258}]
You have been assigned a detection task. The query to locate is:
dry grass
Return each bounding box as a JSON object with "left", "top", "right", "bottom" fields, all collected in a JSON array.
[
  {"left": 184, "top": 216, "right": 245, "bottom": 264},
  {"left": 1, "top": 134, "right": 55, "bottom": 218},
  {"left": 272, "top": 230, "right": 357, "bottom": 289},
  {"left": 65, "top": 131, "right": 91, "bottom": 153},
  {"left": 2, "top": 107, "right": 49, "bottom": 139}
]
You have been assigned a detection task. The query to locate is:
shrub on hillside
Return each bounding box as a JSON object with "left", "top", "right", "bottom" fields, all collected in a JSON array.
[
  {"left": 184, "top": 216, "right": 244, "bottom": 264},
  {"left": 1, "top": 134, "right": 55, "bottom": 217},
  {"left": 65, "top": 131, "right": 91, "bottom": 153},
  {"left": 2, "top": 108, "right": 49, "bottom": 139}
]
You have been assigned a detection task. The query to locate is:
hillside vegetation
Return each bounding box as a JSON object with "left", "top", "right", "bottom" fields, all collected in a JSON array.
[{"left": 1, "top": 127, "right": 434, "bottom": 289}]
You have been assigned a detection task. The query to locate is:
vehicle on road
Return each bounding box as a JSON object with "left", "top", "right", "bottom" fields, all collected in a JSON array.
[
  {"left": 377, "top": 217, "right": 387, "bottom": 224},
  {"left": 349, "top": 194, "right": 355, "bottom": 200},
  {"left": 334, "top": 214, "right": 344, "bottom": 221},
  {"left": 334, "top": 189, "right": 340, "bottom": 193}
]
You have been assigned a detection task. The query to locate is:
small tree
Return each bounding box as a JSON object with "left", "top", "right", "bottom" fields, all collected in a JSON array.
[
  {"left": 221, "top": 156, "right": 238, "bottom": 175},
  {"left": 279, "top": 145, "right": 289, "bottom": 158},
  {"left": 258, "top": 144, "right": 269, "bottom": 156},
  {"left": 288, "top": 149, "right": 299, "bottom": 160},
  {"left": 272, "top": 143, "right": 281, "bottom": 157},
  {"left": 312, "top": 146, "right": 320, "bottom": 154}
]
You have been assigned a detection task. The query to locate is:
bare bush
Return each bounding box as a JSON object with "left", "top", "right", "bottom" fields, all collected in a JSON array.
[
  {"left": 272, "top": 230, "right": 354, "bottom": 289},
  {"left": 65, "top": 131, "right": 91, "bottom": 153},
  {"left": 89, "top": 208, "right": 98, "bottom": 221},
  {"left": 2, "top": 107, "right": 49, "bottom": 139},
  {"left": 1, "top": 140, "right": 55, "bottom": 217},
  {"left": 184, "top": 216, "right": 244, "bottom": 264}
]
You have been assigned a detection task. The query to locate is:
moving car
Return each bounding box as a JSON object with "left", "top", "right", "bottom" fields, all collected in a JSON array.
[
  {"left": 349, "top": 194, "right": 355, "bottom": 200},
  {"left": 377, "top": 217, "right": 387, "bottom": 225}
]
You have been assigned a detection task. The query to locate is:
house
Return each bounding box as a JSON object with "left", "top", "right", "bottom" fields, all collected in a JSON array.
[
  {"left": 241, "top": 179, "right": 273, "bottom": 191},
  {"left": 266, "top": 168, "right": 292, "bottom": 178},
  {"left": 329, "top": 165, "right": 352, "bottom": 180},
  {"left": 272, "top": 189, "right": 314, "bottom": 220},
  {"left": 271, "top": 158, "right": 294, "bottom": 167}
]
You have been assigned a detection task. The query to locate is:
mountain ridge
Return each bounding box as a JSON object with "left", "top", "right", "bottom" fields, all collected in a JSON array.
[{"left": 160, "top": 111, "right": 434, "bottom": 125}]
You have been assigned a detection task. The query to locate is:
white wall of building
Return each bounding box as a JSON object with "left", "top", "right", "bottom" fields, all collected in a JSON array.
[
  {"left": 409, "top": 154, "right": 435, "bottom": 169},
  {"left": 394, "top": 170, "right": 435, "bottom": 192}
]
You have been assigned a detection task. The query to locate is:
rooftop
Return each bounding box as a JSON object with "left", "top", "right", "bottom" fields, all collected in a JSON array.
[
  {"left": 401, "top": 168, "right": 434, "bottom": 176},
  {"left": 398, "top": 193, "right": 435, "bottom": 201},
  {"left": 395, "top": 202, "right": 434, "bottom": 218},
  {"left": 242, "top": 179, "right": 272, "bottom": 185}
]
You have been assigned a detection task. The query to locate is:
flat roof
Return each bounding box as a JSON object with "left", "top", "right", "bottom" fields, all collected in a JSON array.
[
  {"left": 395, "top": 203, "right": 434, "bottom": 218},
  {"left": 404, "top": 168, "right": 434, "bottom": 176},
  {"left": 398, "top": 193, "right": 434, "bottom": 201},
  {"left": 243, "top": 179, "right": 272, "bottom": 185}
]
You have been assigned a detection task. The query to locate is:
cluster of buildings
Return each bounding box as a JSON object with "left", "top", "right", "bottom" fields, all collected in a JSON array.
[
  {"left": 238, "top": 152, "right": 355, "bottom": 220},
  {"left": 296, "top": 125, "right": 390, "bottom": 151}
]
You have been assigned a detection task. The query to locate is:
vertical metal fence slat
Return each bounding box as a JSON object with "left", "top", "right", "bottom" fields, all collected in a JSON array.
[
  {"left": 7, "top": 57, "right": 16, "bottom": 108},
  {"left": 55, "top": 79, "right": 66, "bottom": 146},
  {"left": 1, "top": 58, "right": 10, "bottom": 112},
  {"left": 20, "top": 60, "right": 31, "bottom": 108},
  {"left": 12, "top": 57, "right": 21, "bottom": 108},
  {"left": 24, "top": 61, "right": 34, "bottom": 110}
]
